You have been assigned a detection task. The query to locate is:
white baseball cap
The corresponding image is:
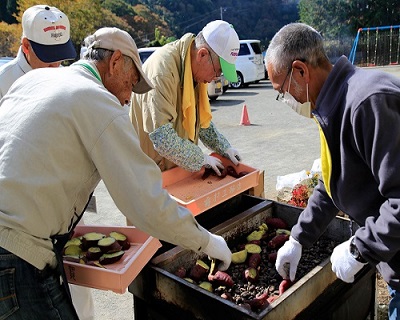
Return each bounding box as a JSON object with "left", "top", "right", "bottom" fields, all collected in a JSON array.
[
  {"left": 22, "top": 5, "right": 76, "bottom": 63},
  {"left": 202, "top": 20, "right": 240, "bottom": 82},
  {"left": 88, "top": 27, "right": 154, "bottom": 94}
]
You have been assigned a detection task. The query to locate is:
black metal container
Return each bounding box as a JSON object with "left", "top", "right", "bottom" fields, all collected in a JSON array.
[{"left": 129, "top": 195, "right": 376, "bottom": 320}]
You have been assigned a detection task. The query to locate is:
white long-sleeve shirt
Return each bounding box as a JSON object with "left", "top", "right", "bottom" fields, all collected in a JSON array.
[
  {"left": 0, "top": 61, "right": 209, "bottom": 270},
  {"left": 0, "top": 47, "right": 32, "bottom": 99}
]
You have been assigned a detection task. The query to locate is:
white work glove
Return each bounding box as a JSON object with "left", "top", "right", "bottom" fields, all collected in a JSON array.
[
  {"left": 202, "top": 234, "right": 232, "bottom": 271},
  {"left": 275, "top": 236, "right": 302, "bottom": 281},
  {"left": 225, "top": 147, "right": 242, "bottom": 166},
  {"left": 330, "top": 237, "right": 367, "bottom": 283},
  {"left": 203, "top": 155, "right": 224, "bottom": 176}
]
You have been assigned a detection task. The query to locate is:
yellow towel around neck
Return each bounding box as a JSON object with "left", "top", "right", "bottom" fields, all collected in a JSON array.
[
  {"left": 316, "top": 119, "right": 332, "bottom": 198},
  {"left": 182, "top": 40, "right": 212, "bottom": 141}
]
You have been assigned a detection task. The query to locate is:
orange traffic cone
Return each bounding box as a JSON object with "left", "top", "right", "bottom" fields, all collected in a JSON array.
[{"left": 240, "top": 104, "right": 251, "bottom": 125}]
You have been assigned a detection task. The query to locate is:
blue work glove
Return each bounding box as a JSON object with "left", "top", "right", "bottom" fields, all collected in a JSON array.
[{"left": 330, "top": 237, "right": 367, "bottom": 283}]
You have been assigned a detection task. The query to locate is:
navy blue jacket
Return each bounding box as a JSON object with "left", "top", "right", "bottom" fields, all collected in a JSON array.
[{"left": 291, "top": 56, "right": 400, "bottom": 289}]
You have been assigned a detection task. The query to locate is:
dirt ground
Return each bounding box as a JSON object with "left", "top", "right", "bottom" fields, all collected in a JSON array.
[{"left": 377, "top": 273, "right": 390, "bottom": 319}]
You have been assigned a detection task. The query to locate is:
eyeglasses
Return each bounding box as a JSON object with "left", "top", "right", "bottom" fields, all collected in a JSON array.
[
  {"left": 276, "top": 69, "right": 291, "bottom": 102},
  {"left": 275, "top": 59, "right": 307, "bottom": 101},
  {"left": 207, "top": 49, "right": 221, "bottom": 78}
]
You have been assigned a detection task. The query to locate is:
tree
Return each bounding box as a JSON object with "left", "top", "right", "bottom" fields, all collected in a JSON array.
[{"left": 1, "top": 0, "right": 134, "bottom": 58}]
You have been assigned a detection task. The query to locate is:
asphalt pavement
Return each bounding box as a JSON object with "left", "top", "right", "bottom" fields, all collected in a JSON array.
[{"left": 84, "top": 64, "right": 400, "bottom": 319}]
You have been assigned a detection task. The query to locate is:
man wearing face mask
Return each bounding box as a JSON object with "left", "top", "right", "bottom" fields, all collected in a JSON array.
[{"left": 266, "top": 22, "right": 400, "bottom": 320}]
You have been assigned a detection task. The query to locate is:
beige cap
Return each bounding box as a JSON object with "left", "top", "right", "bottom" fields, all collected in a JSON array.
[{"left": 88, "top": 27, "right": 153, "bottom": 94}]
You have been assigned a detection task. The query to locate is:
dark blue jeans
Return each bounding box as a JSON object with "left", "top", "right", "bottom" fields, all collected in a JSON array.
[
  {"left": 389, "top": 284, "right": 400, "bottom": 320},
  {"left": 0, "top": 247, "right": 78, "bottom": 320}
]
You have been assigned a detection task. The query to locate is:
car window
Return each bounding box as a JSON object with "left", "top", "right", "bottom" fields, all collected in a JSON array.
[
  {"left": 139, "top": 51, "right": 155, "bottom": 64},
  {"left": 250, "top": 43, "right": 262, "bottom": 54},
  {"left": 238, "top": 43, "right": 250, "bottom": 56}
]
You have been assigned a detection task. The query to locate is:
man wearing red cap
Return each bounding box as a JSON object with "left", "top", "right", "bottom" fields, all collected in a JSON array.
[
  {"left": 130, "top": 20, "right": 242, "bottom": 176},
  {"left": 0, "top": 5, "right": 76, "bottom": 99}
]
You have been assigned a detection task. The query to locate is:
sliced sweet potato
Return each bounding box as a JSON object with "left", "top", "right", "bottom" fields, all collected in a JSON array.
[
  {"left": 86, "top": 246, "right": 102, "bottom": 260},
  {"left": 243, "top": 267, "right": 258, "bottom": 283},
  {"left": 189, "top": 260, "right": 209, "bottom": 282},
  {"left": 109, "top": 231, "right": 131, "bottom": 250},
  {"left": 81, "top": 232, "right": 106, "bottom": 250},
  {"left": 98, "top": 236, "right": 122, "bottom": 253},
  {"left": 99, "top": 250, "right": 125, "bottom": 265}
]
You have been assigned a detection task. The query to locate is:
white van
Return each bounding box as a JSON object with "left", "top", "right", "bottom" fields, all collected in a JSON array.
[
  {"left": 230, "top": 40, "right": 265, "bottom": 88},
  {"left": 138, "top": 47, "right": 224, "bottom": 100}
]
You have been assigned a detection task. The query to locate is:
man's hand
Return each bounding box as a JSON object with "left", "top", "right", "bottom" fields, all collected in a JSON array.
[
  {"left": 224, "top": 147, "right": 241, "bottom": 165},
  {"left": 275, "top": 236, "right": 302, "bottom": 281},
  {"left": 330, "top": 237, "right": 367, "bottom": 283},
  {"left": 203, "top": 155, "right": 224, "bottom": 175},
  {"left": 202, "top": 234, "right": 232, "bottom": 271}
]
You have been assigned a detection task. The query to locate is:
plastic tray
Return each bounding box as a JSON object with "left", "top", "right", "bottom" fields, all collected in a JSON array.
[
  {"left": 162, "top": 153, "right": 260, "bottom": 215},
  {"left": 63, "top": 225, "right": 162, "bottom": 293}
]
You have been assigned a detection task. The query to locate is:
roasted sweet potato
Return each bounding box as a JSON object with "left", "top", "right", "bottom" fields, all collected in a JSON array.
[
  {"left": 81, "top": 232, "right": 106, "bottom": 250},
  {"left": 86, "top": 246, "right": 102, "bottom": 260},
  {"left": 231, "top": 249, "right": 248, "bottom": 264},
  {"left": 189, "top": 260, "right": 210, "bottom": 282},
  {"left": 244, "top": 243, "right": 262, "bottom": 254},
  {"left": 267, "top": 234, "right": 289, "bottom": 249},
  {"left": 243, "top": 267, "right": 258, "bottom": 283},
  {"left": 279, "top": 279, "right": 293, "bottom": 295},
  {"left": 247, "top": 253, "right": 261, "bottom": 268},
  {"left": 174, "top": 266, "right": 187, "bottom": 279},
  {"left": 109, "top": 231, "right": 130, "bottom": 250},
  {"left": 265, "top": 217, "right": 288, "bottom": 230},
  {"left": 199, "top": 281, "right": 213, "bottom": 292},
  {"left": 98, "top": 237, "right": 122, "bottom": 253},
  {"left": 99, "top": 250, "right": 125, "bottom": 265},
  {"left": 209, "top": 271, "right": 234, "bottom": 287},
  {"left": 245, "top": 291, "right": 270, "bottom": 311},
  {"left": 267, "top": 252, "right": 277, "bottom": 263}
]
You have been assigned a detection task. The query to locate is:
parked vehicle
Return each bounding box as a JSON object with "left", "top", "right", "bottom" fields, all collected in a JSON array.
[
  {"left": 230, "top": 40, "right": 265, "bottom": 88},
  {"left": 138, "top": 47, "right": 223, "bottom": 101}
]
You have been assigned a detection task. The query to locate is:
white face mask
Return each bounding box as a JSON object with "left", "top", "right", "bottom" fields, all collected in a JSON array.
[{"left": 282, "top": 70, "right": 312, "bottom": 118}]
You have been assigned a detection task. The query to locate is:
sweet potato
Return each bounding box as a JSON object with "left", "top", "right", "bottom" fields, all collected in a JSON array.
[
  {"left": 279, "top": 279, "right": 293, "bottom": 295},
  {"left": 243, "top": 267, "right": 258, "bottom": 283},
  {"left": 189, "top": 260, "right": 209, "bottom": 282},
  {"left": 245, "top": 291, "right": 270, "bottom": 311},
  {"left": 247, "top": 253, "right": 261, "bottom": 268},
  {"left": 231, "top": 249, "right": 248, "bottom": 264},
  {"left": 244, "top": 243, "right": 262, "bottom": 254},
  {"left": 174, "top": 266, "right": 187, "bottom": 279},
  {"left": 199, "top": 281, "right": 213, "bottom": 292},
  {"left": 267, "top": 234, "right": 289, "bottom": 249},
  {"left": 209, "top": 271, "right": 234, "bottom": 287},
  {"left": 267, "top": 252, "right": 277, "bottom": 263},
  {"left": 265, "top": 217, "right": 288, "bottom": 230}
]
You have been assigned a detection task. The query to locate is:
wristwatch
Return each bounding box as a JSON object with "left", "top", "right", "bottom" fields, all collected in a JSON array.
[{"left": 349, "top": 237, "right": 367, "bottom": 263}]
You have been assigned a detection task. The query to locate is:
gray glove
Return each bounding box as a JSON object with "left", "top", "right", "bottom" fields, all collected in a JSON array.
[
  {"left": 203, "top": 154, "right": 224, "bottom": 176},
  {"left": 202, "top": 233, "right": 232, "bottom": 271}
]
